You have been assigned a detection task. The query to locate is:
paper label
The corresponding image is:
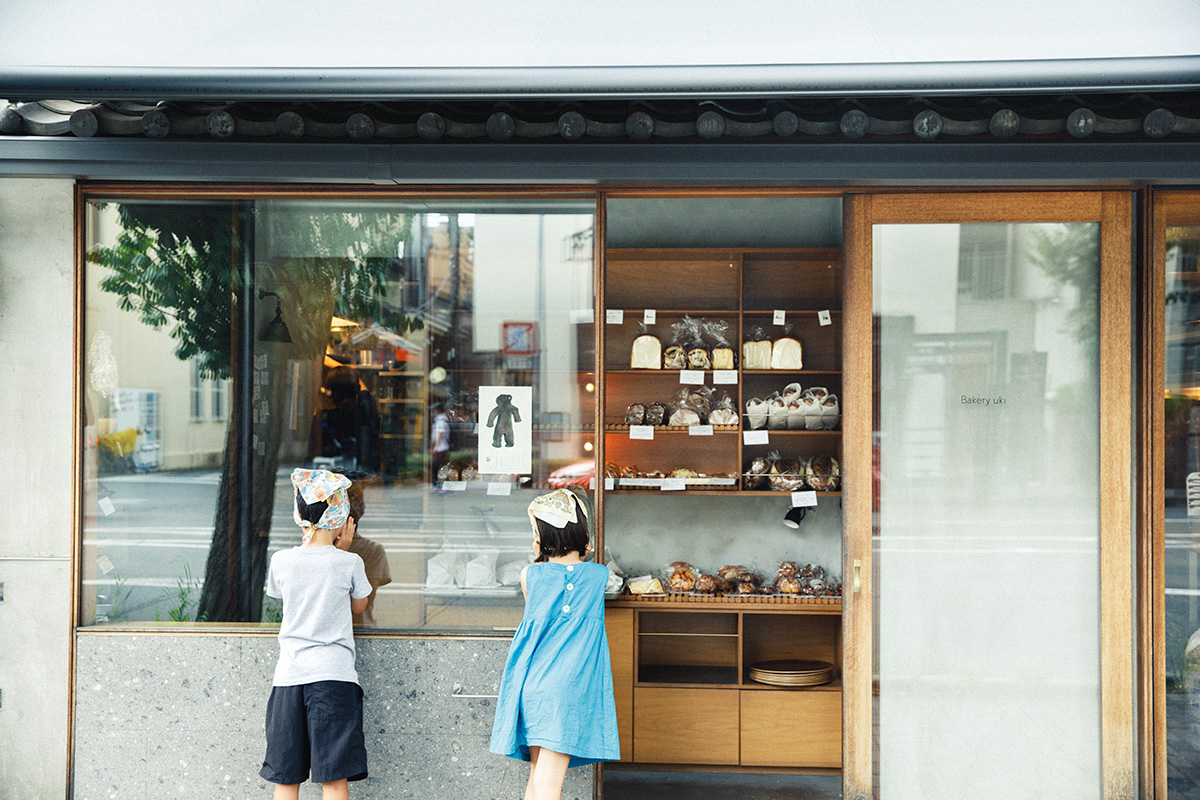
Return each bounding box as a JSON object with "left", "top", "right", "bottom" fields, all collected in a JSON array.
[
  {"left": 792, "top": 490, "right": 818, "bottom": 507},
  {"left": 96, "top": 554, "right": 115, "bottom": 575},
  {"left": 621, "top": 477, "right": 664, "bottom": 487},
  {"left": 773, "top": 309, "right": 786, "bottom": 325},
  {"left": 98, "top": 497, "right": 116, "bottom": 516},
  {"left": 589, "top": 477, "right": 596, "bottom": 490},
  {"left": 713, "top": 369, "right": 738, "bottom": 384},
  {"left": 818, "top": 309, "right": 832, "bottom": 326},
  {"left": 569, "top": 309, "right": 594, "bottom": 324},
  {"left": 441, "top": 481, "right": 466, "bottom": 491},
  {"left": 604, "top": 477, "right": 615, "bottom": 491},
  {"left": 661, "top": 478, "right": 687, "bottom": 491},
  {"left": 743, "top": 430, "right": 769, "bottom": 445},
  {"left": 606, "top": 309, "right": 624, "bottom": 324},
  {"left": 689, "top": 425, "right": 714, "bottom": 436},
  {"left": 629, "top": 425, "right": 655, "bottom": 440},
  {"left": 487, "top": 482, "right": 512, "bottom": 496},
  {"left": 643, "top": 309, "right": 656, "bottom": 325},
  {"left": 679, "top": 369, "right": 704, "bottom": 385}
]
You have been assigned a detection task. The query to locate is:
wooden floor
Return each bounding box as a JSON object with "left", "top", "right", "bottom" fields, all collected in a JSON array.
[{"left": 603, "top": 770, "right": 841, "bottom": 800}]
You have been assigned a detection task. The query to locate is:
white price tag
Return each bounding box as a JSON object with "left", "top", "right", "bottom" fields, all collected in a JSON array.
[
  {"left": 773, "top": 309, "right": 786, "bottom": 325},
  {"left": 791, "top": 490, "right": 818, "bottom": 507},
  {"left": 679, "top": 369, "right": 704, "bottom": 385},
  {"left": 606, "top": 309, "right": 624, "bottom": 324},
  {"left": 98, "top": 496, "right": 116, "bottom": 516},
  {"left": 643, "top": 309, "right": 657, "bottom": 325},
  {"left": 629, "top": 425, "right": 655, "bottom": 440},
  {"left": 661, "top": 478, "right": 687, "bottom": 491},
  {"left": 818, "top": 309, "right": 832, "bottom": 326},
  {"left": 689, "top": 425, "right": 714, "bottom": 436},
  {"left": 604, "top": 477, "right": 615, "bottom": 491},
  {"left": 441, "top": 481, "right": 466, "bottom": 492},
  {"left": 569, "top": 309, "right": 595, "bottom": 324},
  {"left": 589, "top": 477, "right": 596, "bottom": 490},
  {"left": 96, "top": 554, "right": 115, "bottom": 575},
  {"left": 713, "top": 369, "right": 738, "bottom": 384},
  {"left": 487, "top": 482, "right": 512, "bottom": 496},
  {"left": 743, "top": 430, "right": 769, "bottom": 445}
]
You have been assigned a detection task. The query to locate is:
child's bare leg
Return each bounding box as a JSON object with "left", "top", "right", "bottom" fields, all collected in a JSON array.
[
  {"left": 524, "top": 747, "right": 541, "bottom": 800},
  {"left": 321, "top": 778, "right": 349, "bottom": 800},
  {"left": 528, "top": 747, "right": 570, "bottom": 800},
  {"left": 273, "top": 784, "right": 300, "bottom": 800}
]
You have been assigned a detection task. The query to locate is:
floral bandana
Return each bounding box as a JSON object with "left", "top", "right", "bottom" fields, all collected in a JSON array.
[
  {"left": 291, "top": 468, "right": 351, "bottom": 541},
  {"left": 527, "top": 488, "right": 589, "bottom": 532}
]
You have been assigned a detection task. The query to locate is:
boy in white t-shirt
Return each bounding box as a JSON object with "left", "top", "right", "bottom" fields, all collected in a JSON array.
[{"left": 260, "top": 469, "right": 373, "bottom": 800}]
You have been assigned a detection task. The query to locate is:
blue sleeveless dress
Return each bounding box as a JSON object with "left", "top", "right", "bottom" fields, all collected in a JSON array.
[{"left": 489, "top": 561, "right": 620, "bottom": 767}]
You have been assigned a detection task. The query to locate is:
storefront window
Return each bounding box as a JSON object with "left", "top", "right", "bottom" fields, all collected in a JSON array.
[{"left": 82, "top": 195, "right": 596, "bottom": 629}]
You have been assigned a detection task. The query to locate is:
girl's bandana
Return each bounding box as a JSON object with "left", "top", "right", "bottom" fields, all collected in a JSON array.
[
  {"left": 291, "top": 468, "right": 351, "bottom": 540},
  {"left": 527, "top": 488, "right": 589, "bottom": 532}
]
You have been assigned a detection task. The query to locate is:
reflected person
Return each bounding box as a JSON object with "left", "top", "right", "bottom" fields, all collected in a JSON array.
[{"left": 334, "top": 477, "right": 393, "bottom": 627}]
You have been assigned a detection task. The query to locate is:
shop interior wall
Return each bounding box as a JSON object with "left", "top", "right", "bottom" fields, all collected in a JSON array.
[{"left": 0, "top": 178, "right": 74, "bottom": 798}]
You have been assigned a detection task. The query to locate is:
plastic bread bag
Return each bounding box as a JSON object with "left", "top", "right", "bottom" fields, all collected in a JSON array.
[
  {"left": 767, "top": 391, "right": 788, "bottom": 430},
  {"left": 437, "top": 462, "right": 460, "bottom": 482},
  {"left": 782, "top": 382, "right": 804, "bottom": 429},
  {"left": 667, "top": 388, "right": 702, "bottom": 427},
  {"left": 802, "top": 388, "right": 827, "bottom": 430},
  {"left": 692, "top": 573, "right": 722, "bottom": 595},
  {"left": 425, "top": 548, "right": 464, "bottom": 589},
  {"left": 771, "top": 323, "right": 804, "bottom": 370},
  {"left": 745, "top": 396, "right": 768, "bottom": 430},
  {"left": 661, "top": 561, "right": 698, "bottom": 593},
  {"left": 743, "top": 325, "right": 771, "bottom": 370},
  {"left": 628, "top": 575, "right": 666, "bottom": 595},
  {"left": 460, "top": 461, "right": 479, "bottom": 482},
  {"left": 631, "top": 321, "right": 663, "bottom": 369},
  {"left": 805, "top": 454, "right": 841, "bottom": 491},
  {"left": 497, "top": 557, "right": 530, "bottom": 587},
  {"left": 462, "top": 549, "right": 501, "bottom": 589},
  {"left": 663, "top": 319, "right": 689, "bottom": 369},
  {"left": 743, "top": 453, "right": 771, "bottom": 490},
  {"left": 644, "top": 401, "right": 667, "bottom": 426},
  {"left": 687, "top": 386, "right": 714, "bottom": 422},
  {"left": 624, "top": 402, "right": 646, "bottom": 426},
  {"left": 604, "top": 548, "right": 627, "bottom": 596},
  {"left": 773, "top": 560, "right": 802, "bottom": 595},
  {"left": 704, "top": 318, "right": 736, "bottom": 369},
  {"left": 820, "top": 393, "right": 841, "bottom": 430},
  {"left": 769, "top": 454, "right": 807, "bottom": 491},
  {"left": 708, "top": 392, "right": 739, "bottom": 426},
  {"left": 682, "top": 316, "right": 711, "bottom": 370},
  {"left": 604, "top": 461, "right": 621, "bottom": 479}
]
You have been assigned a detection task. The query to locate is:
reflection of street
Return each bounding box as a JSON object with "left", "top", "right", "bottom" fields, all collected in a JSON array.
[{"left": 87, "top": 468, "right": 531, "bottom": 622}]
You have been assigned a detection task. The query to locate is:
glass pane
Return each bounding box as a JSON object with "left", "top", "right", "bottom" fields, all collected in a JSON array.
[
  {"left": 873, "top": 222, "right": 1101, "bottom": 796},
  {"left": 254, "top": 200, "right": 596, "bottom": 631},
  {"left": 82, "top": 200, "right": 239, "bottom": 625},
  {"left": 1164, "top": 218, "right": 1200, "bottom": 796}
]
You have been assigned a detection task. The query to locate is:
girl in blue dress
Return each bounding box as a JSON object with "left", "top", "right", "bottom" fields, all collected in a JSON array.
[{"left": 490, "top": 488, "right": 620, "bottom": 799}]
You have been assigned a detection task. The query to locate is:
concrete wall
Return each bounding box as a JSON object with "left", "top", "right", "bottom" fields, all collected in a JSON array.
[
  {"left": 73, "top": 635, "right": 595, "bottom": 800},
  {"left": 0, "top": 178, "right": 75, "bottom": 798}
]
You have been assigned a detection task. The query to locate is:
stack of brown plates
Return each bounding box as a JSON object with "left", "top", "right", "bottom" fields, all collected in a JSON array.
[{"left": 748, "top": 659, "right": 834, "bottom": 687}]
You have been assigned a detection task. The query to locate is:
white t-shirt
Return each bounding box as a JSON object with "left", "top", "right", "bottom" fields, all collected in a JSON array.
[{"left": 266, "top": 545, "right": 372, "bottom": 686}]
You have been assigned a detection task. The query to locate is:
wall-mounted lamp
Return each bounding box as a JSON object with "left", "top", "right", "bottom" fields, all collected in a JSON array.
[
  {"left": 258, "top": 290, "right": 292, "bottom": 343},
  {"left": 783, "top": 506, "right": 809, "bottom": 529}
]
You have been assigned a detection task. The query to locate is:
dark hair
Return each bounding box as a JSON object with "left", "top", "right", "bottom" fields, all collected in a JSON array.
[
  {"left": 295, "top": 490, "right": 329, "bottom": 526},
  {"left": 534, "top": 516, "right": 591, "bottom": 562}
]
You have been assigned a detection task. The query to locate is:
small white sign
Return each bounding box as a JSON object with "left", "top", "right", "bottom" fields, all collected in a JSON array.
[
  {"left": 1188, "top": 472, "right": 1200, "bottom": 516},
  {"left": 569, "top": 309, "right": 595, "bottom": 324},
  {"left": 713, "top": 370, "right": 738, "bottom": 384},
  {"left": 441, "top": 481, "right": 467, "bottom": 492},
  {"left": 792, "top": 490, "right": 819, "bottom": 507},
  {"left": 743, "top": 430, "right": 769, "bottom": 445},
  {"left": 487, "top": 482, "right": 513, "bottom": 496},
  {"left": 629, "top": 425, "right": 655, "bottom": 440},
  {"left": 589, "top": 477, "right": 596, "bottom": 490},
  {"left": 644, "top": 309, "right": 657, "bottom": 325},
  {"left": 97, "top": 554, "right": 115, "bottom": 575},
  {"left": 679, "top": 369, "right": 704, "bottom": 385},
  {"left": 689, "top": 425, "right": 714, "bottom": 436},
  {"left": 606, "top": 309, "right": 625, "bottom": 324},
  {"left": 98, "top": 497, "right": 116, "bottom": 516},
  {"left": 604, "top": 477, "right": 615, "bottom": 491},
  {"left": 661, "top": 478, "right": 687, "bottom": 491},
  {"left": 773, "top": 309, "right": 786, "bottom": 325},
  {"left": 818, "top": 309, "right": 832, "bottom": 326}
]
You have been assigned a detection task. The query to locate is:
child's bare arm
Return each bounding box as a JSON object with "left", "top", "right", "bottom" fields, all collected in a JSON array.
[
  {"left": 351, "top": 595, "right": 370, "bottom": 615},
  {"left": 520, "top": 565, "right": 530, "bottom": 600}
]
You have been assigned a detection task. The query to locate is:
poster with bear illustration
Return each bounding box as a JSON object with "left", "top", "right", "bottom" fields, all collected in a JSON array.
[{"left": 478, "top": 386, "right": 532, "bottom": 475}]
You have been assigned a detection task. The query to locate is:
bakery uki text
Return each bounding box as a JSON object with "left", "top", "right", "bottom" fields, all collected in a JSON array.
[{"left": 961, "top": 395, "right": 1006, "bottom": 406}]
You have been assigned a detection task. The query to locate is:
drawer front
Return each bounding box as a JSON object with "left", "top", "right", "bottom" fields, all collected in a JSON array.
[
  {"left": 633, "top": 687, "right": 739, "bottom": 765},
  {"left": 605, "top": 609, "right": 635, "bottom": 762},
  {"left": 740, "top": 690, "right": 842, "bottom": 768}
]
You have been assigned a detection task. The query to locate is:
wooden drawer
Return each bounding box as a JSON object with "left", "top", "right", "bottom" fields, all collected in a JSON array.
[
  {"left": 740, "top": 689, "right": 842, "bottom": 768},
  {"left": 605, "top": 609, "right": 635, "bottom": 762},
  {"left": 633, "top": 687, "right": 739, "bottom": 765}
]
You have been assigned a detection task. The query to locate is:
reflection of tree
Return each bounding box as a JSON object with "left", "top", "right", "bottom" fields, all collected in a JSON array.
[
  {"left": 1028, "top": 222, "right": 1099, "bottom": 356},
  {"left": 88, "top": 204, "right": 415, "bottom": 621}
]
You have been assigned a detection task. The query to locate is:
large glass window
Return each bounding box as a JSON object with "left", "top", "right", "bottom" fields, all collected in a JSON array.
[{"left": 82, "top": 195, "right": 596, "bottom": 630}]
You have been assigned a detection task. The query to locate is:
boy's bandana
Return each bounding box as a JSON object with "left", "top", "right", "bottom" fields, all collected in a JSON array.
[
  {"left": 527, "top": 488, "right": 589, "bottom": 532},
  {"left": 291, "top": 468, "right": 351, "bottom": 539}
]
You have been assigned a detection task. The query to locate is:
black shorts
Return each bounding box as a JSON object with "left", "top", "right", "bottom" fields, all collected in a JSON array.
[{"left": 260, "top": 680, "right": 368, "bottom": 785}]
